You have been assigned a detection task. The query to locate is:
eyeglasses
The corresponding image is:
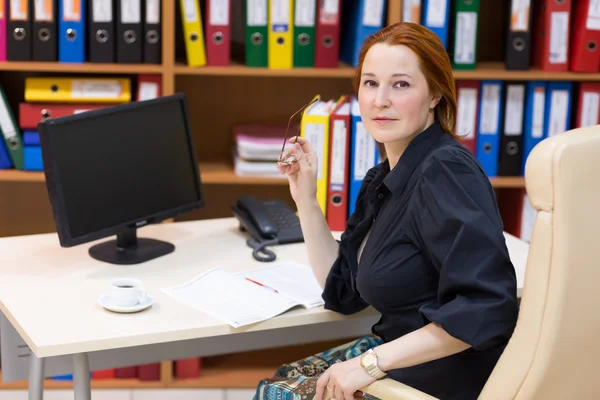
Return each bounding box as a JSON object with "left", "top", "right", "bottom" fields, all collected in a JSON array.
[{"left": 277, "top": 95, "right": 321, "bottom": 166}]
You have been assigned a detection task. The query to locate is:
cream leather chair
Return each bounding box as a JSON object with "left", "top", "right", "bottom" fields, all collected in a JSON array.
[{"left": 355, "top": 125, "right": 600, "bottom": 399}]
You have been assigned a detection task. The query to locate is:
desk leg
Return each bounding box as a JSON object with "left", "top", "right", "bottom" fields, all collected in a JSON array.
[
  {"left": 28, "top": 354, "right": 45, "bottom": 400},
  {"left": 72, "top": 353, "right": 91, "bottom": 400}
]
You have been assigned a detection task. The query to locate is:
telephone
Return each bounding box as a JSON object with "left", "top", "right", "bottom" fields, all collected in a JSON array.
[{"left": 232, "top": 195, "right": 304, "bottom": 262}]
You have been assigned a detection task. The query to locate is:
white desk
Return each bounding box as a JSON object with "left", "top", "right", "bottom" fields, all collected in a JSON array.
[{"left": 0, "top": 217, "right": 529, "bottom": 399}]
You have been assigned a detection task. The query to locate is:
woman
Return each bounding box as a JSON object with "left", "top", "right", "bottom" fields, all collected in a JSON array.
[{"left": 254, "top": 22, "right": 518, "bottom": 400}]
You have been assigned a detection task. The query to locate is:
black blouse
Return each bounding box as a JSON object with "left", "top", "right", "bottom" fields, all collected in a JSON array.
[{"left": 322, "top": 121, "right": 519, "bottom": 400}]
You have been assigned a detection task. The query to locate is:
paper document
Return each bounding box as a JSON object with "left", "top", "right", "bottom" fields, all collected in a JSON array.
[{"left": 161, "top": 262, "right": 324, "bottom": 328}]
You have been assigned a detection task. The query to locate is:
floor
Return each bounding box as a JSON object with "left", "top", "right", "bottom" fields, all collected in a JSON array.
[{"left": 0, "top": 388, "right": 256, "bottom": 399}]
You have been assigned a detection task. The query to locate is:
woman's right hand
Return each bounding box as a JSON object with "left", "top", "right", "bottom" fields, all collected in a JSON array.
[{"left": 277, "top": 136, "right": 318, "bottom": 206}]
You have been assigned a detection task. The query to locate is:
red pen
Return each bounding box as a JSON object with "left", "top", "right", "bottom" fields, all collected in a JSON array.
[{"left": 245, "top": 277, "right": 279, "bottom": 293}]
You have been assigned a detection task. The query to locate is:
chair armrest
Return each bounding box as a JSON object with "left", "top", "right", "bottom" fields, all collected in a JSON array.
[{"left": 360, "top": 378, "right": 439, "bottom": 399}]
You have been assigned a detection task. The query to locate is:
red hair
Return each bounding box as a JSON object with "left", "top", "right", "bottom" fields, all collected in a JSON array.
[{"left": 353, "top": 22, "right": 458, "bottom": 139}]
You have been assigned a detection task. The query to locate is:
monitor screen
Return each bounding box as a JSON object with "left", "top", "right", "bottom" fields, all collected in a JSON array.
[{"left": 39, "top": 94, "right": 204, "bottom": 265}]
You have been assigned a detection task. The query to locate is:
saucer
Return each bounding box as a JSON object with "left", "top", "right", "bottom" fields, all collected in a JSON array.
[{"left": 98, "top": 293, "right": 155, "bottom": 313}]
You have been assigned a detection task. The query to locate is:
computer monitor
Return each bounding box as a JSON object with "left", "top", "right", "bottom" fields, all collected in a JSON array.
[{"left": 38, "top": 93, "right": 204, "bottom": 265}]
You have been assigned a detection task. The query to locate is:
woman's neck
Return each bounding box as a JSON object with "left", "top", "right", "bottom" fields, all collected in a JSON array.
[{"left": 385, "top": 117, "right": 435, "bottom": 170}]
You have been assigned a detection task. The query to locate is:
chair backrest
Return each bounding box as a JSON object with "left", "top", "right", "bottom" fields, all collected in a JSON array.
[{"left": 479, "top": 126, "right": 600, "bottom": 399}]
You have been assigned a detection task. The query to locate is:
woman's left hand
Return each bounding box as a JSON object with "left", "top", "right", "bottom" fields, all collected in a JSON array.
[{"left": 315, "top": 356, "right": 377, "bottom": 400}]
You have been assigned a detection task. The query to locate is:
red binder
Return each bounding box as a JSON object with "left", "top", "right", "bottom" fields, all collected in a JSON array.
[
  {"left": 205, "top": 0, "right": 231, "bottom": 66},
  {"left": 575, "top": 82, "right": 600, "bottom": 128},
  {"left": 532, "top": 0, "right": 572, "bottom": 72},
  {"left": 136, "top": 74, "right": 163, "bottom": 101},
  {"left": 138, "top": 363, "right": 161, "bottom": 381},
  {"left": 19, "top": 103, "right": 108, "bottom": 129},
  {"left": 454, "top": 80, "right": 480, "bottom": 155},
  {"left": 92, "top": 369, "right": 115, "bottom": 379},
  {"left": 570, "top": 0, "right": 600, "bottom": 72},
  {"left": 174, "top": 357, "right": 202, "bottom": 379},
  {"left": 326, "top": 95, "right": 351, "bottom": 232},
  {"left": 314, "top": 0, "right": 341, "bottom": 68}
]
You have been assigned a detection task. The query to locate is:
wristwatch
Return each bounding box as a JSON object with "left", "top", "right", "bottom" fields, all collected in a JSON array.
[{"left": 360, "top": 349, "right": 387, "bottom": 380}]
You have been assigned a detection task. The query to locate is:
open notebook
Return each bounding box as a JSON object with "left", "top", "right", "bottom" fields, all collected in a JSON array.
[{"left": 161, "top": 262, "right": 324, "bottom": 328}]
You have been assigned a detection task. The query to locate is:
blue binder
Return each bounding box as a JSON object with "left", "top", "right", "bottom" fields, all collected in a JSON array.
[
  {"left": 59, "top": 0, "right": 86, "bottom": 63},
  {"left": 544, "top": 81, "right": 573, "bottom": 138},
  {"left": 521, "top": 81, "right": 548, "bottom": 175},
  {"left": 348, "top": 97, "right": 380, "bottom": 216},
  {"left": 422, "top": 0, "right": 451, "bottom": 48},
  {"left": 340, "top": 0, "right": 387, "bottom": 68},
  {"left": 23, "top": 130, "right": 40, "bottom": 146},
  {"left": 0, "top": 139, "right": 12, "bottom": 169},
  {"left": 475, "top": 80, "right": 504, "bottom": 178},
  {"left": 24, "top": 147, "right": 43, "bottom": 171}
]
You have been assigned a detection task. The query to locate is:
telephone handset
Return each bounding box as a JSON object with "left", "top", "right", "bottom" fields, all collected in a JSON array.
[{"left": 232, "top": 195, "right": 304, "bottom": 262}]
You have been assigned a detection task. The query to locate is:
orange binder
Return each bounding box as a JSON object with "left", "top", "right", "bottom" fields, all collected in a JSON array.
[{"left": 326, "top": 95, "right": 351, "bottom": 232}]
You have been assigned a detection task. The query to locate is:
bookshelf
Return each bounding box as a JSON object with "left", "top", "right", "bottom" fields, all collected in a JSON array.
[{"left": 0, "top": 0, "right": 576, "bottom": 392}]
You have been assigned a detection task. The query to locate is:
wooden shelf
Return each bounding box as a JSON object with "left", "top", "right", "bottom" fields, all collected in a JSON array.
[
  {"left": 175, "top": 61, "right": 600, "bottom": 81},
  {"left": 0, "top": 61, "right": 163, "bottom": 74},
  {"left": 174, "top": 61, "right": 357, "bottom": 78},
  {"left": 0, "top": 163, "right": 525, "bottom": 188},
  {"left": 0, "top": 371, "right": 164, "bottom": 390}
]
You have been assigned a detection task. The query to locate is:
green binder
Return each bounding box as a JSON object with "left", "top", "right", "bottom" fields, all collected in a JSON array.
[
  {"left": 245, "top": 0, "right": 268, "bottom": 67},
  {"left": 0, "top": 87, "right": 23, "bottom": 170},
  {"left": 452, "top": 0, "right": 480, "bottom": 70},
  {"left": 293, "top": 0, "right": 316, "bottom": 67}
]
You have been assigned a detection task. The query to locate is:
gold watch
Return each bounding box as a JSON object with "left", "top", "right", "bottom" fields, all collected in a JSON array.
[{"left": 360, "top": 349, "right": 387, "bottom": 379}]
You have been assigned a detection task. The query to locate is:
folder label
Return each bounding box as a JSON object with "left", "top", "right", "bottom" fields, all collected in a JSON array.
[
  {"left": 209, "top": 0, "right": 229, "bottom": 25},
  {"left": 146, "top": 0, "right": 159, "bottom": 24},
  {"left": 581, "top": 92, "right": 600, "bottom": 127},
  {"left": 295, "top": 0, "right": 315, "bottom": 26},
  {"left": 354, "top": 122, "right": 376, "bottom": 180},
  {"left": 510, "top": 0, "right": 530, "bottom": 31},
  {"left": 320, "top": 0, "right": 338, "bottom": 24},
  {"left": 121, "top": 0, "right": 140, "bottom": 23},
  {"left": 63, "top": 0, "right": 81, "bottom": 20},
  {"left": 549, "top": 11, "right": 568, "bottom": 64},
  {"left": 35, "top": 0, "right": 53, "bottom": 21},
  {"left": 403, "top": 0, "right": 421, "bottom": 23},
  {"left": 455, "top": 12, "right": 477, "bottom": 64},
  {"left": 71, "top": 80, "right": 122, "bottom": 98},
  {"left": 505, "top": 85, "right": 525, "bottom": 135},
  {"left": 271, "top": 0, "right": 290, "bottom": 32},
  {"left": 304, "top": 122, "right": 325, "bottom": 180},
  {"left": 330, "top": 119, "right": 347, "bottom": 190},
  {"left": 426, "top": 0, "right": 448, "bottom": 28},
  {"left": 363, "top": 0, "right": 384, "bottom": 27},
  {"left": 548, "top": 90, "right": 569, "bottom": 137},
  {"left": 532, "top": 87, "right": 545, "bottom": 138},
  {"left": 182, "top": 0, "right": 198, "bottom": 22},
  {"left": 248, "top": 0, "right": 267, "bottom": 25},
  {"left": 93, "top": 0, "right": 112, "bottom": 22},
  {"left": 480, "top": 84, "right": 500, "bottom": 134},
  {"left": 456, "top": 87, "right": 477, "bottom": 139},
  {"left": 11, "top": 0, "right": 27, "bottom": 19},
  {"left": 587, "top": 0, "right": 600, "bottom": 30},
  {"left": 138, "top": 82, "right": 159, "bottom": 101}
]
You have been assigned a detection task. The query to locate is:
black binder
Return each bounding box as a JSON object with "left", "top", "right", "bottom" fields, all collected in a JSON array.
[
  {"left": 505, "top": 0, "right": 533, "bottom": 70},
  {"left": 7, "top": 0, "right": 32, "bottom": 61},
  {"left": 88, "top": 0, "right": 115, "bottom": 63},
  {"left": 142, "top": 0, "right": 161, "bottom": 63},
  {"left": 32, "top": 0, "right": 57, "bottom": 61},
  {"left": 498, "top": 82, "right": 526, "bottom": 176},
  {"left": 116, "top": 0, "right": 142, "bottom": 63}
]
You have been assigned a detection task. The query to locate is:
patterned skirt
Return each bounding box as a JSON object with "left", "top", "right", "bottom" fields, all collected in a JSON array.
[{"left": 253, "top": 336, "right": 384, "bottom": 400}]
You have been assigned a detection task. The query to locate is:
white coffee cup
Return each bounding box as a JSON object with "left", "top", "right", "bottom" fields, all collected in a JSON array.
[{"left": 108, "top": 278, "right": 147, "bottom": 307}]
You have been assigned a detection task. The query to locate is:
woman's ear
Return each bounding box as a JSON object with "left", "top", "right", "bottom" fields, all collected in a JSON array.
[{"left": 430, "top": 94, "right": 442, "bottom": 109}]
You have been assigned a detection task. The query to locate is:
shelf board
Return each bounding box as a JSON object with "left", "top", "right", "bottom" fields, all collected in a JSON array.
[
  {"left": 0, "top": 61, "right": 163, "bottom": 74},
  {"left": 175, "top": 61, "right": 600, "bottom": 81},
  {"left": 0, "top": 371, "right": 164, "bottom": 390},
  {"left": 174, "top": 61, "right": 356, "bottom": 78},
  {"left": 0, "top": 163, "right": 525, "bottom": 188},
  {"left": 171, "top": 367, "right": 274, "bottom": 389}
]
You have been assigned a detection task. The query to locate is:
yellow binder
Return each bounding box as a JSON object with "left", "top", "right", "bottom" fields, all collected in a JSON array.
[
  {"left": 24, "top": 78, "right": 131, "bottom": 103},
  {"left": 300, "top": 95, "right": 336, "bottom": 215},
  {"left": 179, "top": 0, "right": 206, "bottom": 67},
  {"left": 268, "top": 0, "right": 294, "bottom": 69}
]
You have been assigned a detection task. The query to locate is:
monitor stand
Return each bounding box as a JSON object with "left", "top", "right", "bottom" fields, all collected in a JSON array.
[{"left": 88, "top": 227, "right": 175, "bottom": 265}]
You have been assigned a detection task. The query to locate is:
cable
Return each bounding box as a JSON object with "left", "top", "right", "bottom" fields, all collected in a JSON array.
[{"left": 246, "top": 236, "right": 279, "bottom": 262}]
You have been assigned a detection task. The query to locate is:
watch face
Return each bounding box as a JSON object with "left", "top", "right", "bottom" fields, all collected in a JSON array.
[{"left": 363, "top": 353, "right": 375, "bottom": 366}]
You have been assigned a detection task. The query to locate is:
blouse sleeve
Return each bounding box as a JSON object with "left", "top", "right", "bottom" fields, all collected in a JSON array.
[
  {"left": 409, "top": 148, "right": 519, "bottom": 350},
  {"left": 320, "top": 167, "right": 377, "bottom": 315}
]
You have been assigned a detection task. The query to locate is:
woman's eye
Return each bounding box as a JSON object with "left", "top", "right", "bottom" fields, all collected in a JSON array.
[
  {"left": 394, "top": 81, "right": 410, "bottom": 88},
  {"left": 363, "top": 80, "right": 377, "bottom": 87}
]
